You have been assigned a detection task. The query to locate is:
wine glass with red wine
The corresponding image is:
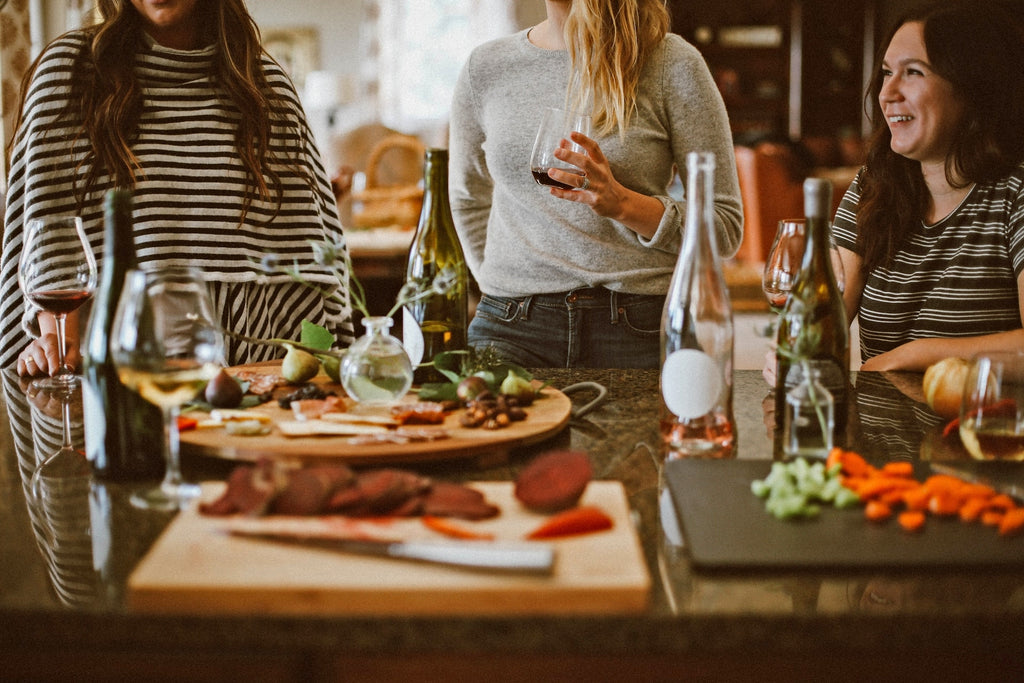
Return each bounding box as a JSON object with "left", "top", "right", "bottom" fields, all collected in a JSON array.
[
  {"left": 18, "top": 216, "right": 98, "bottom": 389},
  {"left": 530, "top": 107, "right": 591, "bottom": 190}
]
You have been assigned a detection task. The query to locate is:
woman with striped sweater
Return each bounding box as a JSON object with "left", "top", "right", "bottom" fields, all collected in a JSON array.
[
  {"left": 2, "top": 0, "right": 352, "bottom": 377},
  {"left": 831, "top": 0, "right": 1024, "bottom": 371}
]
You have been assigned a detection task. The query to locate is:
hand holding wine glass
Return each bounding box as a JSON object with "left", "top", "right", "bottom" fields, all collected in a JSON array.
[
  {"left": 17, "top": 216, "right": 97, "bottom": 387},
  {"left": 110, "top": 267, "right": 224, "bottom": 510},
  {"left": 530, "top": 107, "right": 592, "bottom": 190}
]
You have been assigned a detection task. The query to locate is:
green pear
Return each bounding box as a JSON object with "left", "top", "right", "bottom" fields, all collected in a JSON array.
[{"left": 281, "top": 344, "right": 320, "bottom": 383}]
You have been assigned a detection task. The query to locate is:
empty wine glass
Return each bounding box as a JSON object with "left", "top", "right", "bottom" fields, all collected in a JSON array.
[
  {"left": 762, "top": 219, "right": 806, "bottom": 312},
  {"left": 110, "top": 267, "right": 224, "bottom": 511},
  {"left": 18, "top": 216, "right": 98, "bottom": 389},
  {"left": 829, "top": 232, "right": 846, "bottom": 295},
  {"left": 530, "top": 107, "right": 592, "bottom": 190}
]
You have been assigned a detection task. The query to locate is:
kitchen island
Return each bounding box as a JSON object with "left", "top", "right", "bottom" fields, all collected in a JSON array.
[{"left": 1, "top": 367, "right": 1021, "bottom": 681}]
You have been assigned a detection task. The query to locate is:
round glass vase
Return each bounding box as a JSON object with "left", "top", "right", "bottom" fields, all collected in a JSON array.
[
  {"left": 340, "top": 316, "right": 414, "bottom": 404},
  {"left": 783, "top": 365, "right": 835, "bottom": 459}
]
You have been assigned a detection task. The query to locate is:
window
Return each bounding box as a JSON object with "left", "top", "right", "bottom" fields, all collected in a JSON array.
[{"left": 369, "top": 0, "right": 515, "bottom": 132}]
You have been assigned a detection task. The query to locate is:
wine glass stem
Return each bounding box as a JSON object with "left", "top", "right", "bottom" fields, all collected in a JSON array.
[
  {"left": 61, "top": 398, "right": 73, "bottom": 449},
  {"left": 53, "top": 312, "right": 70, "bottom": 377},
  {"left": 161, "top": 405, "right": 185, "bottom": 491}
]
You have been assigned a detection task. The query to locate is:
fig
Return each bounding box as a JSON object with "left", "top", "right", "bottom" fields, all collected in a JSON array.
[
  {"left": 318, "top": 354, "right": 341, "bottom": 383},
  {"left": 457, "top": 375, "right": 489, "bottom": 402},
  {"left": 281, "top": 344, "right": 320, "bottom": 383},
  {"left": 500, "top": 371, "right": 536, "bottom": 405},
  {"left": 205, "top": 369, "right": 244, "bottom": 408}
]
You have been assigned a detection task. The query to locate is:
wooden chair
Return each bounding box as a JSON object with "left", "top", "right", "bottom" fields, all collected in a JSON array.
[{"left": 733, "top": 143, "right": 804, "bottom": 264}]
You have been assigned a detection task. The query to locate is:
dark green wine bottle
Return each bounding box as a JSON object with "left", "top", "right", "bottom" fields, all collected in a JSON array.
[
  {"left": 82, "top": 190, "right": 164, "bottom": 480},
  {"left": 774, "top": 178, "right": 850, "bottom": 434},
  {"left": 403, "top": 148, "right": 469, "bottom": 384}
]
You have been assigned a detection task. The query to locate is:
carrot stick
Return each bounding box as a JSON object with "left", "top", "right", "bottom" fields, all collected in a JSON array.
[
  {"left": 998, "top": 508, "right": 1024, "bottom": 537},
  {"left": 864, "top": 500, "right": 892, "bottom": 522},
  {"left": 421, "top": 515, "right": 495, "bottom": 541},
  {"left": 898, "top": 510, "right": 926, "bottom": 533},
  {"left": 525, "top": 506, "right": 613, "bottom": 540}
]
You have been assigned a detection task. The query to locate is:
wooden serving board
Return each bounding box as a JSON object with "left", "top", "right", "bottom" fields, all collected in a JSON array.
[
  {"left": 179, "top": 364, "right": 571, "bottom": 466},
  {"left": 127, "top": 482, "right": 650, "bottom": 615}
]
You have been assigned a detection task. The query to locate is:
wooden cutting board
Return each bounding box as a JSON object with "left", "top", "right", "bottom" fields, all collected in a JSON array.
[
  {"left": 127, "top": 481, "right": 650, "bottom": 615},
  {"left": 666, "top": 459, "right": 1024, "bottom": 571},
  {"left": 180, "top": 364, "right": 572, "bottom": 466}
]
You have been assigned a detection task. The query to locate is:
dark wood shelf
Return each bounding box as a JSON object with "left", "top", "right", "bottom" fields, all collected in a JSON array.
[{"left": 669, "top": 0, "right": 876, "bottom": 141}]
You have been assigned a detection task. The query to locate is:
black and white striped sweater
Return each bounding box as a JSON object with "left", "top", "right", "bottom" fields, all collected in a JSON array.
[{"left": 1, "top": 31, "right": 353, "bottom": 367}]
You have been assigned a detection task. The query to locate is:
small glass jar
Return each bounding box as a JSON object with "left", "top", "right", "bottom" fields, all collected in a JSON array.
[
  {"left": 783, "top": 365, "right": 835, "bottom": 458},
  {"left": 340, "top": 316, "right": 413, "bottom": 404}
]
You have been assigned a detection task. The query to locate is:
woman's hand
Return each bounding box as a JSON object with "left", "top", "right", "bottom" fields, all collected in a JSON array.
[
  {"left": 17, "top": 334, "right": 79, "bottom": 378},
  {"left": 546, "top": 132, "right": 665, "bottom": 239}
]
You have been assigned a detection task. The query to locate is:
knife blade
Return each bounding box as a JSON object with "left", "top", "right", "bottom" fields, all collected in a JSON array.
[
  {"left": 229, "top": 528, "right": 557, "bottom": 575},
  {"left": 929, "top": 463, "right": 1024, "bottom": 503}
]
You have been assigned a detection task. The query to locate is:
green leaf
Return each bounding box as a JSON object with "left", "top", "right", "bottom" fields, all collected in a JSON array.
[
  {"left": 417, "top": 382, "right": 459, "bottom": 402},
  {"left": 300, "top": 320, "right": 334, "bottom": 351}
]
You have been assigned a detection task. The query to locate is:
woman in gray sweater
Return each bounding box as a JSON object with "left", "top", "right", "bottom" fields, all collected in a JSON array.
[{"left": 449, "top": 0, "right": 742, "bottom": 368}]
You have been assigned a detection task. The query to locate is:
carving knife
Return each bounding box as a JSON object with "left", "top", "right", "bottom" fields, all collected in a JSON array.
[{"left": 228, "top": 528, "right": 557, "bottom": 575}]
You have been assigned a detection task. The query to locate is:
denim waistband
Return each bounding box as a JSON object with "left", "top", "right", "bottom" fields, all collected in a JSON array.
[{"left": 523, "top": 288, "right": 664, "bottom": 311}]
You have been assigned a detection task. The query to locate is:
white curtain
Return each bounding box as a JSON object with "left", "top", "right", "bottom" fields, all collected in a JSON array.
[{"left": 1, "top": 0, "right": 33, "bottom": 194}]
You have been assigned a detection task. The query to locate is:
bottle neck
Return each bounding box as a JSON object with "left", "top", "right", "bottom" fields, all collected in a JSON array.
[
  {"left": 103, "top": 194, "right": 138, "bottom": 281},
  {"left": 422, "top": 150, "right": 449, "bottom": 209},
  {"left": 681, "top": 154, "right": 718, "bottom": 259}
]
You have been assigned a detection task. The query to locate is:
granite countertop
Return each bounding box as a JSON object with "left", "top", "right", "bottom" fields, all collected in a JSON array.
[{"left": 2, "top": 367, "right": 1023, "bottom": 678}]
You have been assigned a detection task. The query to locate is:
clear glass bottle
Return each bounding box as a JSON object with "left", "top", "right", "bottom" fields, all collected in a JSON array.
[
  {"left": 660, "top": 152, "right": 736, "bottom": 459},
  {"left": 341, "top": 316, "right": 414, "bottom": 404},
  {"left": 403, "top": 148, "right": 469, "bottom": 384},
  {"left": 774, "top": 178, "right": 849, "bottom": 442},
  {"left": 783, "top": 366, "right": 835, "bottom": 458}
]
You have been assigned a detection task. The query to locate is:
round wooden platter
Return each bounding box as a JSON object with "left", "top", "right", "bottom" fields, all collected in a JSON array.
[{"left": 179, "top": 362, "right": 571, "bottom": 466}]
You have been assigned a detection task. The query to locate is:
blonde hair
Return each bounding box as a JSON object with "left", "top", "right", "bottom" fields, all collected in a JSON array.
[{"left": 564, "top": 0, "right": 669, "bottom": 137}]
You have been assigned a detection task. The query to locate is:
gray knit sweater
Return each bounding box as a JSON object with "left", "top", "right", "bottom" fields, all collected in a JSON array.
[{"left": 448, "top": 30, "right": 742, "bottom": 298}]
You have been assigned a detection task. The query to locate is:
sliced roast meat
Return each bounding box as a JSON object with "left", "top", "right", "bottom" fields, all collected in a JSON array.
[
  {"left": 270, "top": 465, "right": 355, "bottom": 515},
  {"left": 422, "top": 481, "right": 501, "bottom": 520}
]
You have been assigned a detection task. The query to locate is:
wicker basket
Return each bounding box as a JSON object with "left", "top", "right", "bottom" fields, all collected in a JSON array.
[{"left": 352, "top": 134, "right": 426, "bottom": 228}]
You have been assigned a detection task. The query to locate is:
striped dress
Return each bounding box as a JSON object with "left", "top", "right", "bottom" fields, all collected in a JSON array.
[
  {"left": 1, "top": 31, "right": 353, "bottom": 368},
  {"left": 832, "top": 164, "right": 1024, "bottom": 361}
]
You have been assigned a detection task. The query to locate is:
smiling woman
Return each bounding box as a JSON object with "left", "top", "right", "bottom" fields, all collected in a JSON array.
[{"left": 829, "top": 0, "right": 1024, "bottom": 373}]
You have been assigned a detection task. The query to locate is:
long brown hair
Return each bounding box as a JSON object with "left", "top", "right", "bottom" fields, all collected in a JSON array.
[
  {"left": 564, "top": 0, "right": 670, "bottom": 137},
  {"left": 9, "top": 0, "right": 300, "bottom": 222},
  {"left": 856, "top": 0, "right": 1024, "bottom": 273}
]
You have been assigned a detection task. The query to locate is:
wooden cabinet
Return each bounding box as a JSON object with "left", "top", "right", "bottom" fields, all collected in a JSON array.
[{"left": 669, "top": 0, "right": 875, "bottom": 141}]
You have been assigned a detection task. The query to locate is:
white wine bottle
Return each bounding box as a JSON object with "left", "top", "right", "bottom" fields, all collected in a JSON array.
[
  {"left": 775, "top": 178, "right": 850, "bottom": 443},
  {"left": 403, "top": 148, "right": 469, "bottom": 384},
  {"left": 660, "top": 152, "right": 736, "bottom": 459},
  {"left": 81, "top": 190, "right": 164, "bottom": 480}
]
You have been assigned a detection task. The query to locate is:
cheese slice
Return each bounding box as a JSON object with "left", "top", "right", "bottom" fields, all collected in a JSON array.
[
  {"left": 277, "top": 420, "right": 390, "bottom": 437},
  {"left": 320, "top": 412, "right": 399, "bottom": 427},
  {"left": 209, "top": 408, "right": 274, "bottom": 423}
]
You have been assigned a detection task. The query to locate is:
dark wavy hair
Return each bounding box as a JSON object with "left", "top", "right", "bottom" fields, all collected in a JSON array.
[
  {"left": 10, "top": 0, "right": 301, "bottom": 223},
  {"left": 856, "top": 0, "right": 1024, "bottom": 273}
]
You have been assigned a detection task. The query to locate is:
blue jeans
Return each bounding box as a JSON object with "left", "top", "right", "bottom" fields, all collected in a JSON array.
[{"left": 468, "top": 288, "right": 664, "bottom": 368}]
